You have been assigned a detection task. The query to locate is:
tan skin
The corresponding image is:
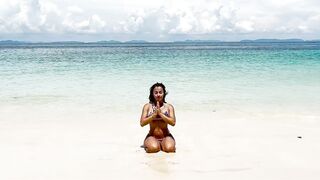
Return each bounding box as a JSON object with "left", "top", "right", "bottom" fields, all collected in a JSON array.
[{"left": 140, "top": 86, "right": 176, "bottom": 153}]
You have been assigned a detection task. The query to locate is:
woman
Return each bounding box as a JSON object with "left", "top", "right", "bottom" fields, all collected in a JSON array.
[{"left": 140, "top": 82, "right": 176, "bottom": 153}]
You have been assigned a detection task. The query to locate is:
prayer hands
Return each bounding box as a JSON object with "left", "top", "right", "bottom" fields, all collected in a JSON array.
[
  {"left": 156, "top": 101, "right": 161, "bottom": 115},
  {"left": 151, "top": 101, "right": 162, "bottom": 120}
]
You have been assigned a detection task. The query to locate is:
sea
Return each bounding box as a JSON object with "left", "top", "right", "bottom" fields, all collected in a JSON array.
[{"left": 1, "top": 42, "right": 319, "bottom": 118}]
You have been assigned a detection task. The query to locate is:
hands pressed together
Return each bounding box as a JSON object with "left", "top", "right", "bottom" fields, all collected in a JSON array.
[{"left": 151, "top": 101, "right": 163, "bottom": 120}]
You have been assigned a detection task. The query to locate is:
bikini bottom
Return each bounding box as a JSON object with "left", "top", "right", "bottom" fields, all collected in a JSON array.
[{"left": 144, "top": 133, "right": 175, "bottom": 142}]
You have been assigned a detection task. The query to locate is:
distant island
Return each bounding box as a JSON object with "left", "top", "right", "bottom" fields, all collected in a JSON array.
[
  {"left": 96, "top": 40, "right": 122, "bottom": 43},
  {"left": 124, "top": 40, "right": 149, "bottom": 43},
  {"left": 0, "top": 40, "right": 29, "bottom": 44},
  {"left": 0, "top": 39, "right": 319, "bottom": 44},
  {"left": 174, "top": 40, "right": 222, "bottom": 43},
  {"left": 240, "top": 39, "right": 306, "bottom": 43}
]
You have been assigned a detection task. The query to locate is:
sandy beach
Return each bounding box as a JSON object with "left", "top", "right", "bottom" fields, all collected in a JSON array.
[
  {"left": 1, "top": 0, "right": 320, "bottom": 178},
  {"left": 1, "top": 104, "right": 319, "bottom": 180}
]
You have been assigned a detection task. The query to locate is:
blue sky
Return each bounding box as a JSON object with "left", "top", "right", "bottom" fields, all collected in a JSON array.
[{"left": 0, "top": 0, "right": 319, "bottom": 41}]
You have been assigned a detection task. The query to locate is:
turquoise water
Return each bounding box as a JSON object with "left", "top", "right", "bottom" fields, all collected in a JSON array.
[{"left": 1, "top": 42, "right": 320, "bottom": 113}]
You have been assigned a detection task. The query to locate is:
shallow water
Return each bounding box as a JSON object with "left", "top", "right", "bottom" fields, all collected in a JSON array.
[{"left": 1, "top": 42, "right": 319, "bottom": 115}]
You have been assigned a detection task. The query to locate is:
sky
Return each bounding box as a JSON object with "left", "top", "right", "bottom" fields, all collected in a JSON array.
[{"left": 0, "top": 0, "right": 319, "bottom": 42}]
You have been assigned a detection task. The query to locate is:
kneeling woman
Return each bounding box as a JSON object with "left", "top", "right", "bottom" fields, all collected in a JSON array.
[{"left": 140, "top": 83, "right": 176, "bottom": 153}]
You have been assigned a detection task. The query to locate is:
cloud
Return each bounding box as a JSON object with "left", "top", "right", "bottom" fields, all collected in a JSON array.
[
  {"left": 119, "top": 3, "right": 260, "bottom": 35},
  {"left": 119, "top": 5, "right": 238, "bottom": 35},
  {"left": 0, "top": 0, "right": 41, "bottom": 32},
  {"left": 0, "top": 0, "right": 319, "bottom": 41},
  {"left": 62, "top": 13, "right": 106, "bottom": 33}
]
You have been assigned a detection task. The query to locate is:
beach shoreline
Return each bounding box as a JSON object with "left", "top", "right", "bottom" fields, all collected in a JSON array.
[{"left": 1, "top": 104, "right": 319, "bottom": 180}]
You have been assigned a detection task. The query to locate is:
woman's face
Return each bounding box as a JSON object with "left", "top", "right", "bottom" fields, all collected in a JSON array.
[{"left": 153, "top": 86, "right": 164, "bottom": 102}]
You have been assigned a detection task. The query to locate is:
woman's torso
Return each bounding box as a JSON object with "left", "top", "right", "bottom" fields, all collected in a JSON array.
[{"left": 147, "top": 103, "right": 170, "bottom": 138}]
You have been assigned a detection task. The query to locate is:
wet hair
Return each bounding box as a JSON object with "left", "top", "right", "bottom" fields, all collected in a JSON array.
[{"left": 149, "top": 82, "right": 168, "bottom": 104}]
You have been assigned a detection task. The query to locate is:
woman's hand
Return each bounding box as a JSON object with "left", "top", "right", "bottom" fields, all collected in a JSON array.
[
  {"left": 152, "top": 101, "right": 163, "bottom": 121},
  {"left": 151, "top": 110, "right": 157, "bottom": 119},
  {"left": 156, "top": 101, "right": 161, "bottom": 115}
]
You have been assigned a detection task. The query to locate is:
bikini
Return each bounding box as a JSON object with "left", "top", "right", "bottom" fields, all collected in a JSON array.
[{"left": 145, "top": 103, "right": 174, "bottom": 141}]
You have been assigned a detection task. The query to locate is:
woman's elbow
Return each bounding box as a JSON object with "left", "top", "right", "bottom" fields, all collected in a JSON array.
[
  {"left": 140, "top": 120, "right": 146, "bottom": 127},
  {"left": 171, "top": 121, "right": 176, "bottom": 126}
]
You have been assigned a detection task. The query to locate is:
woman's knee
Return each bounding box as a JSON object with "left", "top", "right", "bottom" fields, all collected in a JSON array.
[
  {"left": 162, "top": 138, "right": 176, "bottom": 153},
  {"left": 145, "top": 143, "right": 160, "bottom": 153},
  {"left": 162, "top": 144, "right": 175, "bottom": 153},
  {"left": 144, "top": 137, "right": 160, "bottom": 153}
]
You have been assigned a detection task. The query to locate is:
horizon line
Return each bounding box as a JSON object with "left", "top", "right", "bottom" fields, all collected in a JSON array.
[{"left": 1, "top": 38, "right": 320, "bottom": 44}]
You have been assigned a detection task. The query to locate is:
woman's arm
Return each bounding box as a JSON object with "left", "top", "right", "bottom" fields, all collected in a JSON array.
[
  {"left": 158, "top": 104, "right": 176, "bottom": 126},
  {"left": 140, "top": 104, "right": 156, "bottom": 127}
]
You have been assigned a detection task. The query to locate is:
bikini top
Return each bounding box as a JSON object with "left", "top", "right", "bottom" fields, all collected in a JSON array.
[{"left": 147, "top": 103, "right": 170, "bottom": 117}]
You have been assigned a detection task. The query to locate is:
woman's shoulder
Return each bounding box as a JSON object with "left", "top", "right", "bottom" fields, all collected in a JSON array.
[
  {"left": 143, "top": 103, "right": 150, "bottom": 106},
  {"left": 143, "top": 103, "right": 152, "bottom": 109},
  {"left": 164, "top": 103, "right": 174, "bottom": 108}
]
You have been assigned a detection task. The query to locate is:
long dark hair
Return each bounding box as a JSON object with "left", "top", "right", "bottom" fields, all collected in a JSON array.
[{"left": 149, "top": 82, "right": 168, "bottom": 104}]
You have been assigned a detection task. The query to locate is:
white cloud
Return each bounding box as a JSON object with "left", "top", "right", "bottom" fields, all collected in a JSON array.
[
  {"left": 235, "top": 20, "right": 254, "bottom": 32},
  {"left": 67, "top": 6, "right": 83, "bottom": 13},
  {"left": 0, "top": 0, "right": 319, "bottom": 41}
]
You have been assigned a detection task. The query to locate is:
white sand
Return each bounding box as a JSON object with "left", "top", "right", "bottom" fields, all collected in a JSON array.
[{"left": 1, "top": 105, "right": 320, "bottom": 180}]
